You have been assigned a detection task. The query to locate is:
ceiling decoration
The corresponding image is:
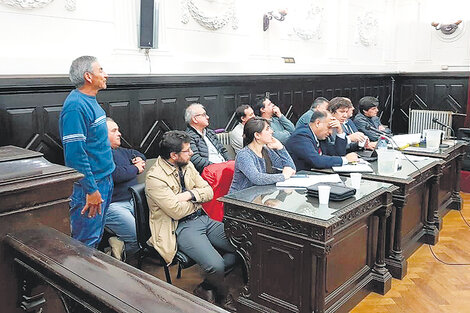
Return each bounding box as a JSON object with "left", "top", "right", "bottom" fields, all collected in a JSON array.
[
  {"left": 181, "top": 0, "right": 238, "bottom": 30},
  {"left": 356, "top": 11, "right": 378, "bottom": 47},
  {"left": 291, "top": 3, "right": 323, "bottom": 40},
  {"left": 1, "top": 0, "right": 76, "bottom": 10}
]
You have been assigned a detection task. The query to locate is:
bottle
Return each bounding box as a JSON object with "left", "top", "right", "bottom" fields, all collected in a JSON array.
[{"left": 376, "top": 136, "right": 388, "bottom": 150}]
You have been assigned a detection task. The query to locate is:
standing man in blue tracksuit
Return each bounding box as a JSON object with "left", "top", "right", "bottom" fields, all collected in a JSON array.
[{"left": 59, "top": 56, "right": 115, "bottom": 247}]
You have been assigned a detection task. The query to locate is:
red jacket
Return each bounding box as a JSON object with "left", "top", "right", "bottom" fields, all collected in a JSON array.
[{"left": 201, "top": 161, "right": 235, "bottom": 221}]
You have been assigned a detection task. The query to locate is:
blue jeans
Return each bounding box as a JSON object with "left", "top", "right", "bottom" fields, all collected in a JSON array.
[
  {"left": 105, "top": 199, "right": 139, "bottom": 255},
  {"left": 176, "top": 215, "right": 237, "bottom": 296},
  {"left": 70, "top": 175, "right": 113, "bottom": 247}
]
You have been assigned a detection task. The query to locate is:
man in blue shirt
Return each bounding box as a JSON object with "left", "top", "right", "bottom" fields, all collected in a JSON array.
[
  {"left": 253, "top": 96, "right": 295, "bottom": 144},
  {"left": 295, "top": 97, "right": 329, "bottom": 128},
  {"left": 59, "top": 56, "right": 115, "bottom": 247}
]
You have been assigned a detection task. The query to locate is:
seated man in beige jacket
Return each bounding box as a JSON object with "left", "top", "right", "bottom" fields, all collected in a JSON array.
[{"left": 145, "top": 130, "right": 238, "bottom": 311}]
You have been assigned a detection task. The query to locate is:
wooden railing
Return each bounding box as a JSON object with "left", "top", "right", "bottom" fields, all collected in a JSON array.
[{"left": 4, "top": 226, "right": 226, "bottom": 313}]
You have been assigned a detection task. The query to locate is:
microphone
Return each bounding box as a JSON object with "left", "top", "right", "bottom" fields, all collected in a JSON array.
[
  {"left": 432, "top": 117, "right": 452, "bottom": 129},
  {"left": 365, "top": 124, "right": 387, "bottom": 136},
  {"left": 432, "top": 117, "right": 454, "bottom": 132},
  {"left": 365, "top": 125, "right": 401, "bottom": 149}
]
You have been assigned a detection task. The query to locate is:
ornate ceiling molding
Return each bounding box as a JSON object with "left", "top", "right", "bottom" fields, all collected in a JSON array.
[
  {"left": 291, "top": 3, "right": 323, "bottom": 41},
  {"left": 356, "top": 11, "right": 378, "bottom": 47},
  {"left": 1, "top": 0, "right": 76, "bottom": 11},
  {"left": 180, "top": 0, "right": 238, "bottom": 31}
]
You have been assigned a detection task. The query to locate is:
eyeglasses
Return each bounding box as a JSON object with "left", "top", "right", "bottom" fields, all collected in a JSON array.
[
  {"left": 195, "top": 113, "right": 209, "bottom": 118},
  {"left": 179, "top": 148, "right": 192, "bottom": 154}
]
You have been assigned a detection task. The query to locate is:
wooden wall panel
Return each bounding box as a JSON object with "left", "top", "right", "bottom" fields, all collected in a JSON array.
[{"left": 0, "top": 73, "right": 467, "bottom": 163}]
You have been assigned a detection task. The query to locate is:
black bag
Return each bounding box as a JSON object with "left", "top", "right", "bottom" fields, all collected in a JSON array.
[{"left": 307, "top": 182, "right": 356, "bottom": 201}]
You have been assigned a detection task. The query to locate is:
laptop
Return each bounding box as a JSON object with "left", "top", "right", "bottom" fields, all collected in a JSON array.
[{"left": 356, "top": 145, "right": 378, "bottom": 162}]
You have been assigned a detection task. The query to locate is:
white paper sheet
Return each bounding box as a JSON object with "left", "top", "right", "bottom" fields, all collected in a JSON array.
[{"left": 276, "top": 174, "right": 342, "bottom": 188}]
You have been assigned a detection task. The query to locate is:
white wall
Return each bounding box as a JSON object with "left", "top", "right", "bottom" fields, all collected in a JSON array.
[{"left": 0, "top": 0, "right": 468, "bottom": 75}]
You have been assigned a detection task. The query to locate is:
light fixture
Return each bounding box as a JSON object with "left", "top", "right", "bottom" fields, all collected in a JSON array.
[
  {"left": 263, "top": 9, "right": 288, "bottom": 31},
  {"left": 431, "top": 20, "right": 462, "bottom": 35}
]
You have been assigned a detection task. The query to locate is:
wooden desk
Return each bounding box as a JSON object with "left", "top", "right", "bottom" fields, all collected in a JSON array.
[
  {"left": 221, "top": 180, "right": 396, "bottom": 313},
  {"left": 402, "top": 140, "right": 468, "bottom": 221},
  {"left": 311, "top": 157, "right": 442, "bottom": 279}
]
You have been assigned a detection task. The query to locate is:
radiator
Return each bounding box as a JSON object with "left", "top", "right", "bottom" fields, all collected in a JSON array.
[{"left": 409, "top": 109, "right": 453, "bottom": 137}]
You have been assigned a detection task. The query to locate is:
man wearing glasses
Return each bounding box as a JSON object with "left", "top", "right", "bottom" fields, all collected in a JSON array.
[
  {"left": 146, "top": 131, "right": 238, "bottom": 311},
  {"left": 185, "top": 103, "right": 229, "bottom": 173}
]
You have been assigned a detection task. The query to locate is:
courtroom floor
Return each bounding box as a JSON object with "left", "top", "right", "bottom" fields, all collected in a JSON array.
[{"left": 140, "top": 193, "right": 470, "bottom": 312}]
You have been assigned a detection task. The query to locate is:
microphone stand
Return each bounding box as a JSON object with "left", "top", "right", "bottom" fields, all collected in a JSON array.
[{"left": 431, "top": 119, "right": 456, "bottom": 148}]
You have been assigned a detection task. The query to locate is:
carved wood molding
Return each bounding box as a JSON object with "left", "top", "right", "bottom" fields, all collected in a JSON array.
[{"left": 224, "top": 219, "right": 253, "bottom": 298}]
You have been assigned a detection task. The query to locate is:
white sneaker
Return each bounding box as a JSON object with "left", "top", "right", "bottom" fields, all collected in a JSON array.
[{"left": 108, "top": 236, "right": 125, "bottom": 261}]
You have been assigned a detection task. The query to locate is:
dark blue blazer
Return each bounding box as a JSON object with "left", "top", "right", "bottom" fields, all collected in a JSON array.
[
  {"left": 342, "top": 119, "right": 360, "bottom": 152},
  {"left": 342, "top": 119, "right": 358, "bottom": 134},
  {"left": 285, "top": 124, "right": 346, "bottom": 170}
]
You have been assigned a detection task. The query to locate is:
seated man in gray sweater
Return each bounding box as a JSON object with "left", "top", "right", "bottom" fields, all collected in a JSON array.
[{"left": 252, "top": 96, "right": 295, "bottom": 145}]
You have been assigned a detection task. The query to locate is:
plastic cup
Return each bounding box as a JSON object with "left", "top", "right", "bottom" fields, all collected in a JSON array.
[
  {"left": 318, "top": 185, "right": 331, "bottom": 205},
  {"left": 350, "top": 173, "right": 362, "bottom": 189},
  {"left": 358, "top": 140, "right": 366, "bottom": 148}
]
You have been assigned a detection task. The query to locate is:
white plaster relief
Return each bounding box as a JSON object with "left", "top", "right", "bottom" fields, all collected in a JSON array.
[
  {"left": 433, "top": 22, "right": 465, "bottom": 43},
  {"left": 291, "top": 2, "right": 323, "bottom": 40},
  {"left": 356, "top": 11, "right": 378, "bottom": 47},
  {"left": 1, "top": 0, "right": 76, "bottom": 10},
  {"left": 180, "top": 0, "right": 237, "bottom": 31}
]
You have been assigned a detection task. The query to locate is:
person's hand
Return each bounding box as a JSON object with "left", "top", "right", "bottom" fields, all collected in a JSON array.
[
  {"left": 133, "top": 159, "right": 146, "bottom": 173},
  {"left": 378, "top": 125, "right": 386, "bottom": 131},
  {"left": 267, "top": 137, "right": 284, "bottom": 150},
  {"left": 348, "top": 132, "right": 367, "bottom": 143},
  {"left": 272, "top": 106, "right": 282, "bottom": 117},
  {"left": 366, "top": 141, "right": 377, "bottom": 150},
  {"left": 329, "top": 117, "right": 343, "bottom": 133},
  {"left": 346, "top": 152, "right": 358, "bottom": 163},
  {"left": 81, "top": 190, "right": 103, "bottom": 218},
  {"left": 132, "top": 157, "right": 144, "bottom": 163},
  {"left": 176, "top": 191, "right": 193, "bottom": 202},
  {"left": 282, "top": 167, "right": 296, "bottom": 180}
]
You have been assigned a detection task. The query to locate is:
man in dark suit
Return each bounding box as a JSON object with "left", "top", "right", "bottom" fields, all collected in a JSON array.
[
  {"left": 342, "top": 106, "right": 377, "bottom": 150},
  {"left": 286, "top": 110, "right": 358, "bottom": 170}
]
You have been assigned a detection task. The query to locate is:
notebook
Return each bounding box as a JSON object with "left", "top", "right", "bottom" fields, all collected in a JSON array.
[{"left": 307, "top": 182, "right": 356, "bottom": 201}]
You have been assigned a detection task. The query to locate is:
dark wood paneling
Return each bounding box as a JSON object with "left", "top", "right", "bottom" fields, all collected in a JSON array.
[
  {"left": 1, "top": 73, "right": 467, "bottom": 163},
  {"left": 394, "top": 74, "right": 469, "bottom": 133}
]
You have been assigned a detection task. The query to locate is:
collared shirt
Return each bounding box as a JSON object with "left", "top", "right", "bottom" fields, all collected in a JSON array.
[{"left": 313, "top": 130, "right": 348, "bottom": 165}]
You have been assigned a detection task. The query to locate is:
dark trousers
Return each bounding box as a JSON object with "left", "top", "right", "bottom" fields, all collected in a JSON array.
[{"left": 176, "top": 215, "right": 237, "bottom": 296}]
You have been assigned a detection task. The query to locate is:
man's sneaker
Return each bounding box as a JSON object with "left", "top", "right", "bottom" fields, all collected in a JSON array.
[{"left": 108, "top": 236, "right": 125, "bottom": 261}]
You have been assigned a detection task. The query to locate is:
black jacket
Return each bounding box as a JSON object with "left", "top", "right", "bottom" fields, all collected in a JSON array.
[{"left": 185, "top": 126, "right": 228, "bottom": 173}]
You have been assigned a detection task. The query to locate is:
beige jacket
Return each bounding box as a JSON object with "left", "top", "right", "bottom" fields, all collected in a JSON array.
[{"left": 145, "top": 156, "right": 213, "bottom": 264}]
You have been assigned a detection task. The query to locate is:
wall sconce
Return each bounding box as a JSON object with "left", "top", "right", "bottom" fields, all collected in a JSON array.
[
  {"left": 263, "top": 9, "right": 288, "bottom": 31},
  {"left": 431, "top": 20, "right": 462, "bottom": 35}
]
